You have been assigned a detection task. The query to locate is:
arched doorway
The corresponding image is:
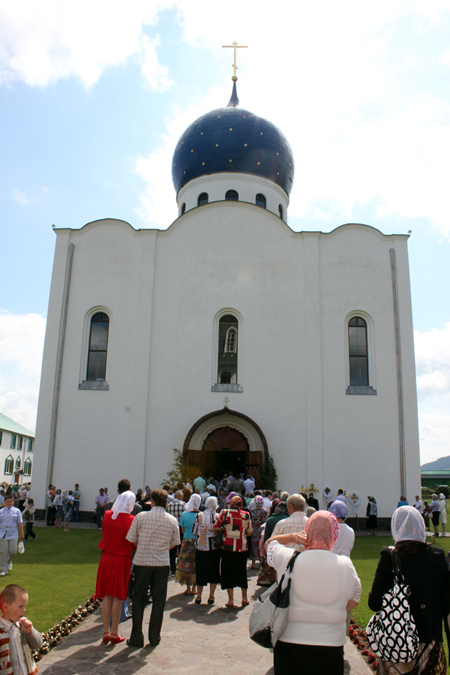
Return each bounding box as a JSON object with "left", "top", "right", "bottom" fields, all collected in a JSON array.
[
  {"left": 202, "top": 426, "right": 249, "bottom": 480},
  {"left": 183, "top": 408, "right": 267, "bottom": 482}
]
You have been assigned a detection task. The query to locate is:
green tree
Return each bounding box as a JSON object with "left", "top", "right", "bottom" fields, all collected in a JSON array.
[
  {"left": 163, "top": 448, "right": 188, "bottom": 487},
  {"left": 259, "top": 455, "right": 278, "bottom": 492}
]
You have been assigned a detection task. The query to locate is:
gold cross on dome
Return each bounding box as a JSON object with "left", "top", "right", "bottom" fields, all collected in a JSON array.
[{"left": 222, "top": 41, "right": 248, "bottom": 81}]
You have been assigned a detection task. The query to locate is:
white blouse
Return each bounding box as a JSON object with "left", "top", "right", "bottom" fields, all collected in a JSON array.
[{"left": 267, "top": 541, "right": 361, "bottom": 647}]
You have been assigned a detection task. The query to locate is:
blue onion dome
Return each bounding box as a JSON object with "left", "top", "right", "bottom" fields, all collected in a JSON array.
[{"left": 172, "top": 82, "right": 295, "bottom": 196}]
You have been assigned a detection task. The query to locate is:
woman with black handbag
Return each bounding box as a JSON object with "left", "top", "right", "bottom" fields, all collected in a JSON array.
[
  {"left": 368, "top": 505, "right": 450, "bottom": 674},
  {"left": 265, "top": 510, "right": 361, "bottom": 675}
]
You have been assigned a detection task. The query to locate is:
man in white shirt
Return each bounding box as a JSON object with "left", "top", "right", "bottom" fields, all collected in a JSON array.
[
  {"left": 126, "top": 489, "right": 180, "bottom": 648},
  {"left": 414, "top": 495, "right": 423, "bottom": 514},
  {"left": 244, "top": 474, "right": 255, "bottom": 496},
  {"left": 335, "top": 489, "right": 347, "bottom": 503},
  {"left": 272, "top": 494, "right": 308, "bottom": 550},
  {"left": 0, "top": 497, "right": 24, "bottom": 575}
]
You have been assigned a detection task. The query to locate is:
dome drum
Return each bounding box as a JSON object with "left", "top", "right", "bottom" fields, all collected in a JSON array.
[{"left": 176, "top": 172, "right": 289, "bottom": 220}]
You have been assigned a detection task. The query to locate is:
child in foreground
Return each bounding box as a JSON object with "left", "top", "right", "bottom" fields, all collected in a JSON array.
[{"left": 0, "top": 584, "right": 42, "bottom": 674}]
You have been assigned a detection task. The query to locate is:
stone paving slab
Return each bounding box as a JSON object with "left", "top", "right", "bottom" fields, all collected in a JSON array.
[{"left": 36, "top": 571, "right": 371, "bottom": 675}]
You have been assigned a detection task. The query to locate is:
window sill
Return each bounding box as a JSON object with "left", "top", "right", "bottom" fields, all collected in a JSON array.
[
  {"left": 211, "top": 384, "right": 243, "bottom": 393},
  {"left": 78, "top": 380, "right": 109, "bottom": 391},
  {"left": 346, "top": 385, "right": 377, "bottom": 395}
]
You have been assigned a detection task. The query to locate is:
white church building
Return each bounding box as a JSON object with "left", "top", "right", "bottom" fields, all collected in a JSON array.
[{"left": 33, "top": 79, "right": 421, "bottom": 518}]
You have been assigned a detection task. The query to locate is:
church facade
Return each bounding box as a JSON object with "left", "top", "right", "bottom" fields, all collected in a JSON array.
[{"left": 33, "top": 82, "right": 421, "bottom": 516}]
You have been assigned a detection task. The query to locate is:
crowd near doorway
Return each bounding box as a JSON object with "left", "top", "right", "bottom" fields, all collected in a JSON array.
[{"left": 185, "top": 426, "right": 262, "bottom": 483}]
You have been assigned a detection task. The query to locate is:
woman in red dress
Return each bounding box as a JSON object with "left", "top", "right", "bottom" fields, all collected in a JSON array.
[{"left": 95, "top": 485, "right": 136, "bottom": 644}]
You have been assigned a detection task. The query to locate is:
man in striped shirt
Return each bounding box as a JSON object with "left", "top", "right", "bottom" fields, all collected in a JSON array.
[{"left": 126, "top": 489, "right": 180, "bottom": 648}]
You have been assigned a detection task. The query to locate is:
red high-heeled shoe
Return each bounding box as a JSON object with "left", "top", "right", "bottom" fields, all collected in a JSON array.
[
  {"left": 102, "top": 632, "right": 111, "bottom": 644},
  {"left": 109, "top": 633, "right": 125, "bottom": 644}
]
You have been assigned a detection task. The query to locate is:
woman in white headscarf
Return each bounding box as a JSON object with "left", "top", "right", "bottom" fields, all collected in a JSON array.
[
  {"left": 176, "top": 493, "right": 201, "bottom": 595},
  {"left": 193, "top": 496, "right": 220, "bottom": 605},
  {"left": 369, "top": 505, "right": 450, "bottom": 674},
  {"left": 95, "top": 486, "right": 136, "bottom": 645}
]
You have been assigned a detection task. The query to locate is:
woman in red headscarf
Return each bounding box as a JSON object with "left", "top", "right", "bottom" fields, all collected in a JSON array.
[{"left": 265, "top": 511, "right": 361, "bottom": 675}]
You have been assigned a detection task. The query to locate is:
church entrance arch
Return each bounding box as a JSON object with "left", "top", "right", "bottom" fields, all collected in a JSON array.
[
  {"left": 183, "top": 408, "right": 268, "bottom": 484},
  {"left": 202, "top": 426, "right": 249, "bottom": 480}
]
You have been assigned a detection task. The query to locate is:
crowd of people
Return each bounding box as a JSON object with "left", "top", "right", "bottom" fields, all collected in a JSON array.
[
  {"left": 88, "top": 474, "right": 450, "bottom": 674},
  {"left": 0, "top": 473, "right": 449, "bottom": 675}
]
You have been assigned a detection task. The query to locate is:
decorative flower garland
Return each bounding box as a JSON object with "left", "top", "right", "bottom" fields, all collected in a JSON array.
[{"left": 32, "top": 596, "right": 102, "bottom": 661}]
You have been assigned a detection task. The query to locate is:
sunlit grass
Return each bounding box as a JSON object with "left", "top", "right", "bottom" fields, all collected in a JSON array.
[{"left": 2, "top": 528, "right": 101, "bottom": 633}]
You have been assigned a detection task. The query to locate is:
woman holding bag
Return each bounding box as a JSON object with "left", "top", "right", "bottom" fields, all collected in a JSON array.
[
  {"left": 214, "top": 495, "right": 253, "bottom": 608},
  {"left": 368, "top": 505, "right": 450, "bottom": 674},
  {"left": 265, "top": 510, "right": 361, "bottom": 675}
]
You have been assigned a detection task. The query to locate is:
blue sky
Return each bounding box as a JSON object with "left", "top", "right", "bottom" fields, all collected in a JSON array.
[{"left": 0, "top": 1, "right": 449, "bottom": 464}]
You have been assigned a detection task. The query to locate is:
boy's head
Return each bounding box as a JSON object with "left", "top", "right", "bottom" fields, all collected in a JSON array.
[
  {"left": 4, "top": 498, "right": 13, "bottom": 509},
  {"left": 0, "top": 585, "right": 28, "bottom": 623},
  {"left": 27, "top": 498, "right": 34, "bottom": 505}
]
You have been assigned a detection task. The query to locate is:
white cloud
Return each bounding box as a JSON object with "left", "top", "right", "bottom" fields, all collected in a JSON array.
[
  {"left": 0, "top": 311, "right": 46, "bottom": 433},
  {"left": 13, "top": 188, "right": 35, "bottom": 206},
  {"left": 414, "top": 323, "right": 450, "bottom": 464},
  {"left": 0, "top": 0, "right": 175, "bottom": 89},
  {"left": 415, "top": 323, "right": 450, "bottom": 400}
]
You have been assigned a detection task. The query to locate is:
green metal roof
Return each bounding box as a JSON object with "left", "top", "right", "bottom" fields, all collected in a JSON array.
[
  {"left": 421, "top": 470, "right": 450, "bottom": 475},
  {"left": 0, "top": 413, "right": 34, "bottom": 438}
]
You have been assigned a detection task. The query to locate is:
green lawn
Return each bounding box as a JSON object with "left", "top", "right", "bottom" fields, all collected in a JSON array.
[{"left": 3, "top": 528, "right": 102, "bottom": 633}]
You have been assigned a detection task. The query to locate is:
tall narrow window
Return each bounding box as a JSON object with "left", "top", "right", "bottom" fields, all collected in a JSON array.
[
  {"left": 4, "top": 455, "right": 13, "bottom": 475},
  {"left": 198, "top": 192, "right": 208, "bottom": 206},
  {"left": 348, "top": 317, "right": 368, "bottom": 386},
  {"left": 278, "top": 204, "right": 284, "bottom": 219},
  {"left": 0, "top": 431, "right": 3, "bottom": 446},
  {"left": 180, "top": 202, "right": 186, "bottom": 215},
  {"left": 23, "top": 458, "right": 32, "bottom": 476},
  {"left": 17, "top": 436, "right": 22, "bottom": 450},
  {"left": 87, "top": 312, "right": 109, "bottom": 381},
  {"left": 27, "top": 439, "right": 33, "bottom": 452},
  {"left": 15, "top": 456, "right": 21, "bottom": 471},
  {"left": 225, "top": 190, "right": 238, "bottom": 201},
  {"left": 256, "top": 193, "right": 266, "bottom": 208},
  {"left": 218, "top": 315, "right": 238, "bottom": 384},
  {"left": 10, "top": 435, "right": 16, "bottom": 449}
]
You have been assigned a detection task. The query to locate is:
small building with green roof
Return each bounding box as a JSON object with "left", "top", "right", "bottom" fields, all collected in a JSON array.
[{"left": 0, "top": 413, "right": 35, "bottom": 484}]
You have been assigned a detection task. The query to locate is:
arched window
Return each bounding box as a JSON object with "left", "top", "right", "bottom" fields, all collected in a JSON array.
[
  {"left": 198, "top": 193, "right": 208, "bottom": 206},
  {"left": 87, "top": 312, "right": 109, "bottom": 381},
  {"left": 278, "top": 204, "right": 284, "bottom": 219},
  {"left": 225, "top": 190, "right": 239, "bottom": 201},
  {"left": 218, "top": 315, "right": 238, "bottom": 384},
  {"left": 256, "top": 193, "right": 266, "bottom": 208},
  {"left": 23, "top": 458, "right": 32, "bottom": 476},
  {"left": 4, "top": 455, "right": 13, "bottom": 475},
  {"left": 15, "top": 456, "right": 21, "bottom": 470},
  {"left": 180, "top": 202, "right": 186, "bottom": 215},
  {"left": 348, "top": 317, "right": 368, "bottom": 386}
]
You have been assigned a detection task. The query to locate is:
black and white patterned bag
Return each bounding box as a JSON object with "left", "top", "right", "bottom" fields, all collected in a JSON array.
[{"left": 366, "top": 549, "right": 419, "bottom": 663}]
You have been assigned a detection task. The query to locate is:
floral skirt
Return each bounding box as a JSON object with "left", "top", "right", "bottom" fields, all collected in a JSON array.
[
  {"left": 175, "top": 539, "right": 196, "bottom": 586},
  {"left": 377, "top": 642, "right": 446, "bottom": 675}
]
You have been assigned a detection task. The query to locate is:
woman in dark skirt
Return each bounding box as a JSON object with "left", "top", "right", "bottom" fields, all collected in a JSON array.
[
  {"left": 193, "top": 496, "right": 220, "bottom": 605},
  {"left": 214, "top": 495, "right": 253, "bottom": 608}
]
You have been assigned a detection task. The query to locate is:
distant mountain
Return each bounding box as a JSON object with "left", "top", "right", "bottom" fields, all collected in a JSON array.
[{"left": 421, "top": 456, "right": 450, "bottom": 470}]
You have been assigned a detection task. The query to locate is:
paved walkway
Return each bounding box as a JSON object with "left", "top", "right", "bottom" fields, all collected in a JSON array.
[{"left": 36, "top": 571, "right": 371, "bottom": 675}]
